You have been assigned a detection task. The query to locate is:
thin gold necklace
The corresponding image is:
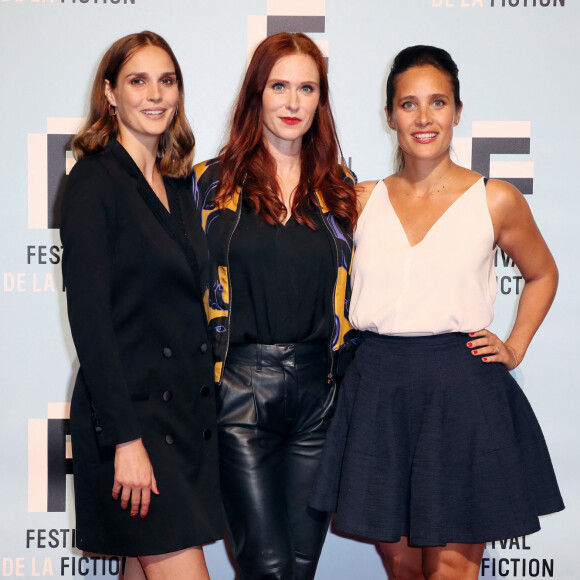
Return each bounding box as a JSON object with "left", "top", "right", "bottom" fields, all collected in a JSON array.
[{"left": 402, "top": 171, "right": 453, "bottom": 199}]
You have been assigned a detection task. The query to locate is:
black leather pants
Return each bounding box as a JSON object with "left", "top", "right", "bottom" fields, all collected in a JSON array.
[{"left": 217, "top": 343, "right": 336, "bottom": 580}]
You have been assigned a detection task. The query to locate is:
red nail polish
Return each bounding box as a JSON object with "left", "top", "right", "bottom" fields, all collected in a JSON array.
[
  {"left": 467, "top": 342, "right": 472, "bottom": 347},
  {"left": 131, "top": 513, "right": 136, "bottom": 518},
  {"left": 472, "top": 350, "right": 478, "bottom": 355},
  {"left": 141, "top": 514, "right": 146, "bottom": 519},
  {"left": 482, "top": 357, "right": 487, "bottom": 362},
  {"left": 469, "top": 333, "right": 475, "bottom": 337}
]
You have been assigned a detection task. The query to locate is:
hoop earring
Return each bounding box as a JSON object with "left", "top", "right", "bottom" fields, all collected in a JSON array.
[{"left": 108, "top": 104, "right": 117, "bottom": 117}]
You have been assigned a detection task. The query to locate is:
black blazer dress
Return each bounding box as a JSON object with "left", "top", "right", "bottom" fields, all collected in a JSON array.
[{"left": 60, "top": 140, "right": 222, "bottom": 556}]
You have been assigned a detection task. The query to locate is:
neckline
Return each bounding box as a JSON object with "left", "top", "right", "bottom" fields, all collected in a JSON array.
[
  {"left": 380, "top": 176, "right": 484, "bottom": 248},
  {"left": 107, "top": 139, "right": 172, "bottom": 216}
]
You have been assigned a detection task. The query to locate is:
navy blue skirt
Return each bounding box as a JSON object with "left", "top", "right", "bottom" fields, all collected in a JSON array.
[{"left": 310, "top": 332, "right": 564, "bottom": 546}]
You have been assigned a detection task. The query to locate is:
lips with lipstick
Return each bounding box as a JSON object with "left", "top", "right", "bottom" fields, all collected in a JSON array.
[
  {"left": 280, "top": 117, "right": 301, "bottom": 125},
  {"left": 412, "top": 132, "right": 438, "bottom": 143}
]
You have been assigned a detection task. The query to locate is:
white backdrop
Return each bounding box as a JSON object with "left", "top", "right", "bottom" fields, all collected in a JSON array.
[{"left": 0, "top": 0, "right": 577, "bottom": 578}]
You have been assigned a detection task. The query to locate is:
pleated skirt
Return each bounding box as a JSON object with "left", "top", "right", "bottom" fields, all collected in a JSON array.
[{"left": 310, "top": 332, "right": 564, "bottom": 546}]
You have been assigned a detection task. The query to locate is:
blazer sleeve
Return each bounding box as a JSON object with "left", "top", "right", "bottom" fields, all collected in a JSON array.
[{"left": 60, "top": 158, "right": 142, "bottom": 447}]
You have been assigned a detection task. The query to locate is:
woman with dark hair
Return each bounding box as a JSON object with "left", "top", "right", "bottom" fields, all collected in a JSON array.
[
  {"left": 194, "top": 32, "right": 358, "bottom": 580},
  {"left": 311, "top": 45, "right": 564, "bottom": 579},
  {"left": 61, "top": 31, "right": 221, "bottom": 579}
]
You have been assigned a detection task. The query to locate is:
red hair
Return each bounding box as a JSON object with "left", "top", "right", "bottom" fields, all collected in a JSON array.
[{"left": 217, "top": 32, "right": 357, "bottom": 233}]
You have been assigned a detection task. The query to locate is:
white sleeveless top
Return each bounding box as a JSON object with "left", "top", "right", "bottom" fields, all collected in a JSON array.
[{"left": 349, "top": 178, "right": 497, "bottom": 336}]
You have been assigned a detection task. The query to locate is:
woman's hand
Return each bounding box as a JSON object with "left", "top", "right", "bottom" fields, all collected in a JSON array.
[
  {"left": 112, "top": 438, "right": 159, "bottom": 518},
  {"left": 467, "top": 329, "right": 519, "bottom": 371}
]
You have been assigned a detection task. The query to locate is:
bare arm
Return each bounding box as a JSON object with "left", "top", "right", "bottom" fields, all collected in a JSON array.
[
  {"left": 469, "top": 179, "right": 558, "bottom": 368},
  {"left": 356, "top": 180, "right": 380, "bottom": 215}
]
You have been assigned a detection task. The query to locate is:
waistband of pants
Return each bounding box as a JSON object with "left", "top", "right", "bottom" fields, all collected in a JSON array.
[{"left": 226, "top": 342, "right": 327, "bottom": 368}]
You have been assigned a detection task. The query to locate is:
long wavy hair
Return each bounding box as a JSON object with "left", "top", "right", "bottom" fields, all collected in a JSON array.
[
  {"left": 217, "top": 32, "right": 357, "bottom": 233},
  {"left": 71, "top": 31, "right": 194, "bottom": 177},
  {"left": 386, "top": 45, "right": 461, "bottom": 173}
]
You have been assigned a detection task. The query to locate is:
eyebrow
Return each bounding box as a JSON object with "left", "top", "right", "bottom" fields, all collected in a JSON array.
[
  {"left": 398, "top": 92, "right": 449, "bottom": 101},
  {"left": 268, "top": 78, "right": 319, "bottom": 85},
  {"left": 125, "top": 71, "right": 177, "bottom": 78}
]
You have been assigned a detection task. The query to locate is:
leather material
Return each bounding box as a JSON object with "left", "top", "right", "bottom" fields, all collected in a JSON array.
[{"left": 218, "top": 343, "right": 335, "bottom": 580}]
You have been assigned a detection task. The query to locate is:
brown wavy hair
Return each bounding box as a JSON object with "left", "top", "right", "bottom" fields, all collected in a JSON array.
[
  {"left": 71, "top": 31, "right": 194, "bottom": 178},
  {"left": 217, "top": 32, "right": 357, "bottom": 233}
]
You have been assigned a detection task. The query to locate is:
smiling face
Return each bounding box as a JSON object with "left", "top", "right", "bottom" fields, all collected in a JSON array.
[
  {"left": 261, "top": 53, "right": 320, "bottom": 154},
  {"left": 105, "top": 44, "right": 179, "bottom": 151},
  {"left": 386, "top": 64, "right": 462, "bottom": 166}
]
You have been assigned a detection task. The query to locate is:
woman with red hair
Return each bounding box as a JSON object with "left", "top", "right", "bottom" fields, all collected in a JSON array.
[{"left": 194, "top": 32, "right": 358, "bottom": 580}]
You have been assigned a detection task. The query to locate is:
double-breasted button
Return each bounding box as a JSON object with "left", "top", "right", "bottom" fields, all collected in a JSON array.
[
  {"left": 199, "top": 343, "right": 208, "bottom": 354},
  {"left": 162, "top": 347, "right": 173, "bottom": 358},
  {"left": 162, "top": 390, "right": 173, "bottom": 402},
  {"left": 200, "top": 385, "right": 210, "bottom": 397},
  {"left": 165, "top": 434, "right": 175, "bottom": 445},
  {"left": 202, "top": 429, "right": 212, "bottom": 440}
]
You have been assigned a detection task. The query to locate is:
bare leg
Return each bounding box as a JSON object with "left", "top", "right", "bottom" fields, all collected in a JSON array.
[
  {"left": 123, "top": 557, "right": 147, "bottom": 580},
  {"left": 378, "top": 537, "right": 484, "bottom": 580},
  {"left": 379, "top": 537, "right": 424, "bottom": 579},
  {"left": 423, "top": 542, "right": 484, "bottom": 580},
  {"left": 138, "top": 547, "right": 211, "bottom": 580}
]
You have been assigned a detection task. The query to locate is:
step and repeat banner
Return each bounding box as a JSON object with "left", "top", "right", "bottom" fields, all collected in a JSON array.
[{"left": 0, "top": 0, "right": 577, "bottom": 578}]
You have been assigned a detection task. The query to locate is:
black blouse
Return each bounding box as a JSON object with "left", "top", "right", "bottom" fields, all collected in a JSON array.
[{"left": 228, "top": 204, "right": 335, "bottom": 345}]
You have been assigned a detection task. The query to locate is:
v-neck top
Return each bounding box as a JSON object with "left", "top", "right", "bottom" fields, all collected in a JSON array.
[
  {"left": 228, "top": 203, "right": 335, "bottom": 345},
  {"left": 349, "top": 177, "right": 497, "bottom": 336}
]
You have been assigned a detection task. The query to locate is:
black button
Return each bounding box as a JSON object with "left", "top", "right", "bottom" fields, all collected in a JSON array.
[
  {"left": 95, "top": 426, "right": 103, "bottom": 434},
  {"left": 165, "top": 434, "right": 175, "bottom": 445},
  {"left": 200, "top": 385, "right": 210, "bottom": 397},
  {"left": 162, "top": 347, "right": 173, "bottom": 358},
  {"left": 199, "top": 343, "right": 208, "bottom": 354},
  {"left": 202, "top": 429, "right": 212, "bottom": 440},
  {"left": 162, "top": 390, "right": 173, "bottom": 402}
]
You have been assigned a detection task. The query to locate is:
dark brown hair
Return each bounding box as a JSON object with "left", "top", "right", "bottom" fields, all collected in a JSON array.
[{"left": 386, "top": 45, "right": 461, "bottom": 172}]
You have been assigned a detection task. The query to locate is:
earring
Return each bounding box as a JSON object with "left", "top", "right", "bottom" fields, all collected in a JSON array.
[
  {"left": 108, "top": 103, "right": 117, "bottom": 117},
  {"left": 174, "top": 105, "right": 179, "bottom": 118}
]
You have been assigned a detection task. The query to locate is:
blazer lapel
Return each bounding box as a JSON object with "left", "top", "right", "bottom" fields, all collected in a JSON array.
[{"left": 108, "top": 140, "right": 202, "bottom": 300}]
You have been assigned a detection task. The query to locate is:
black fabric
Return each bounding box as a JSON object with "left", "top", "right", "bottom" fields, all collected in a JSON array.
[
  {"left": 310, "top": 332, "right": 564, "bottom": 546},
  {"left": 60, "top": 140, "right": 222, "bottom": 556},
  {"left": 193, "top": 157, "right": 360, "bottom": 385},
  {"left": 229, "top": 206, "right": 334, "bottom": 345},
  {"left": 218, "top": 343, "right": 334, "bottom": 580}
]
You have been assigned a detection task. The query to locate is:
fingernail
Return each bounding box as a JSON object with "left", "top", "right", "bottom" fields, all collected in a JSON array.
[
  {"left": 467, "top": 342, "right": 472, "bottom": 347},
  {"left": 482, "top": 357, "right": 488, "bottom": 362},
  {"left": 469, "top": 333, "right": 475, "bottom": 336},
  {"left": 141, "top": 514, "right": 147, "bottom": 519},
  {"left": 472, "top": 350, "right": 478, "bottom": 355},
  {"left": 131, "top": 513, "right": 137, "bottom": 518}
]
